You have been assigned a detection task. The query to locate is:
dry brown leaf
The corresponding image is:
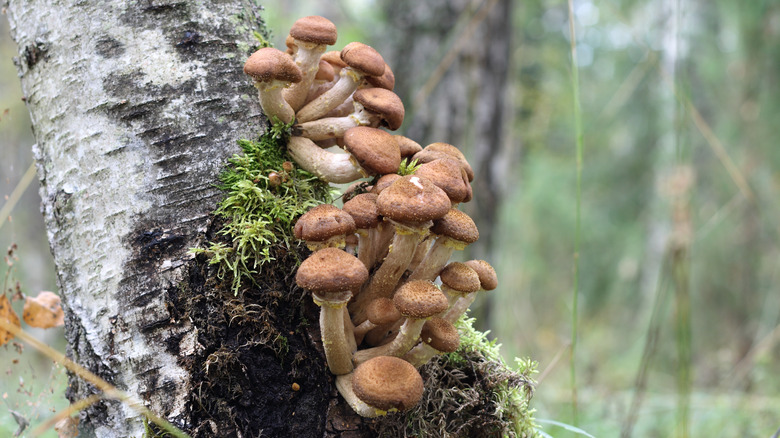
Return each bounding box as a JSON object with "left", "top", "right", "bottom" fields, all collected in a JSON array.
[
  {"left": 23, "top": 291, "right": 65, "bottom": 329},
  {"left": 0, "top": 294, "right": 21, "bottom": 345},
  {"left": 55, "top": 416, "right": 79, "bottom": 438}
]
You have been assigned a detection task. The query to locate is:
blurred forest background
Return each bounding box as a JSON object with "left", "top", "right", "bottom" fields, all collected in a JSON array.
[{"left": 1, "top": 0, "right": 779, "bottom": 436}]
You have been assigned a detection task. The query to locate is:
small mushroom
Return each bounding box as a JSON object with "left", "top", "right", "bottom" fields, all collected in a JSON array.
[
  {"left": 352, "top": 297, "right": 401, "bottom": 346},
  {"left": 296, "top": 247, "right": 369, "bottom": 375},
  {"left": 296, "top": 42, "right": 386, "bottom": 123},
  {"left": 413, "top": 158, "right": 471, "bottom": 205},
  {"left": 282, "top": 16, "right": 339, "bottom": 111},
  {"left": 437, "top": 262, "right": 481, "bottom": 309},
  {"left": 293, "top": 88, "right": 404, "bottom": 140},
  {"left": 403, "top": 317, "right": 460, "bottom": 367},
  {"left": 342, "top": 193, "right": 381, "bottom": 269},
  {"left": 353, "top": 280, "right": 449, "bottom": 365},
  {"left": 406, "top": 208, "right": 479, "bottom": 282},
  {"left": 335, "top": 355, "right": 424, "bottom": 417},
  {"left": 442, "top": 260, "right": 498, "bottom": 323},
  {"left": 413, "top": 142, "right": 474, "bottom": 182},
  {"left": 243, "top": 47, "right": 303, "bottom": 124},
  {"left": 293, "top": 204, "right": 356, "bottom": 251}
]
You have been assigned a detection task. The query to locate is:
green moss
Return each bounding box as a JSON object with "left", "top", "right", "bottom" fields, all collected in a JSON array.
[{"left": 192, "top": 120, "right": 335, "bottom": 294}]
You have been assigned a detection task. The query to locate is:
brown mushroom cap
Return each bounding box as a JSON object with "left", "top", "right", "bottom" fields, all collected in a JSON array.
[
  {"left": 321, "top": 50, "right": 347, "bottom": 69},
  {"left": 413, "top": 158, "right": 471, "bottom": 204},
  {"left": 243, "top": 47, "right": 303, "bottom": 83},
  {"left": 365, "top": 62, "right": 395, "bottom": 90},
  {"left": 366, "top": 297, "right": 402, "bottom": 325},
  {"left": 430, "top": 208, "right": 479, "bottom": 244},
  {"left": 342, "top": 193, "right": 381, "bottom": 229},
  {"left": 371, "top": 173, "right": 402, "bottom": 195},
  {"left": 439, "top": 262, "right": 481, "bottom": 293},
  {"left": 296, "top": 248, "right": 368, "bottom": 294},
  {"left": 393, "top": 280, "right": 448, "bottom": 318},
  {"left": 289, "top": 15, "right": 338, "bottom": 45},
  {"left": 315, "top": 59, "right": 335, "bottom": 81},
  {"left": 464, "top": 260, "right": 498, "bottom": 291},
  {"left": 394, "top": 135, "right": 423, "bottom": 158},
  {"left": 343, "top": 127, "right": 401, "bottom": 176},
  {"left": 353, "top": 88, "right": 405, "bottom": 131},
  {"left": 352, "top": 356, "right": 424, "bottom": 412},
  {"left": 420, "top": 317, "right": 460, "bottom": 353},
  {"left": 413, "top": 142, "right": 474, "bottom": 182},
  {"left": 376, "top": 175, "right": 451, "bottom": 223},
  {"left": 294, "top": 204, "right": 356, "bottom": 242},
  {"left": 341, "top": 42, "right": 386, "bottom": 77}
]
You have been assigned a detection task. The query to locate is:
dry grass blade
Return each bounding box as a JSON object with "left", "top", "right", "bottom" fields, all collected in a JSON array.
[
  {"left": 29, "top": 394, "right": 102, "bottom": 437},
  {"left": 0, "top": 318, "right": 190, "bottom": 438},
  {"left": 0, "top": 162, "right": 37, "bottom": 232}
]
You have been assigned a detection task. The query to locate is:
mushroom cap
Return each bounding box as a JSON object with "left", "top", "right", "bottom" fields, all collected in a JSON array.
[
  {"left": 343, "top": 127, "right": 401, "bottom": 176},
  {"left": 420, "top": 317, "right": 460, "bottom": 353},
  {"left": 289, "top": 15, "right": 338, "bottom": 45},
  {"left": 341, "top": 42, "right": 386, "bottom": 77},
  {"left": 321, "top": 50, "right": 347, "bottom": 69},
  {"left": 365, "top": 62, "right": 396, "bottom": 90},
  {"left": 294, "top": 204, "right": 356, "bottom": 242},
  {"left": 376, "top": 175, "right": 451, "bottom": 223},
  {"left": 430, "top": 208, "right": 479, "bottom": 244},
  {"left": 315, "top": 59, "right": 335, "bottom": 81},
  {"left": 413, "top": 142, "right": 474, "bottom": 182},
  {"left": 393, "top": 280, "right": 448, "bottom": 318},
  {"left": 439, "top": 262, "right": 481, "bottom": 293},
  {"left": 296, "top": 248, "right": 369, "bottom": 294},
  {"left": 366, "top": 297, "right": 402, "bottom": 325},
  {"left": 342, "top": 193, "right": 381, "bottom": 229},
  {"left": 393, "top": 135, "right": 423, "bottom": 158},
  {"left": 413, "top": 158, "right": 471, "bottom": 204},
  {"left": 352, "top": 356, "right": 424, "bottom": 412},
  {"left": 371, "top": 174, "right": 402, "bottom": 195},
  {"left": 353, "top": 88, "right": 405, "bottom": 131},
  {"left": 464, "top": 260, "right": 498, "bottom": 291},
  {"left": 243, "top": 47, "right": 302, "bottom": 83}
]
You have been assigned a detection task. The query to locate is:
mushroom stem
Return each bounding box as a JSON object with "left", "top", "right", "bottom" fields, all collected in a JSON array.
[
  {"left": 284, "top": 40, "right": 327, "bottom": 111},
  {"left": 406, "top": 236, "right": 465, "bottom": 282},
  {"left": 352, "top": 317, "right": 426, "bottom": 365},
  {"left": 442, "top": 292, "right": 478, "bottom": 323},
  {"left": 313, "top": 291, "right": 354, "bottom": 375},
  {"left": 403, "top": 342, "right": 440, "bottom": 368},
  {"left": 335, "top": 373, "right": 386, "bottom": 417},
  {"left": 293, "top": 106, "right": 375, "bottom": 141},
  {"left": 287, "top": 136, "right": 365, "bottom": 183},
  {"left": 296, "top": 68, "right": 362, "bottom": 122},
  {"left": 349, "top": 222, "right": 429, "bottom": 324},
  {"left": 255, "top": 81, "right": 296, "bottom": 124},
  {"left": 356, "top": 229, "right": 374, "bottom": 269}
]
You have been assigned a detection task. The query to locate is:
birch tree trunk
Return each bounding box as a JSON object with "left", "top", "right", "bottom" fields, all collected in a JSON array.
[{"left": 5, "top": 1, "right": 299, "bottom": 436}]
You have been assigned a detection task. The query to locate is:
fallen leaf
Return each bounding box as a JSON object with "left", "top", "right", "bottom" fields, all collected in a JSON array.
[
  {"left": 23, "top": 291, "right": 65, "bottom": 329},
  {"left": 0, "top": 294, "right": 21, "bottom": 345}
]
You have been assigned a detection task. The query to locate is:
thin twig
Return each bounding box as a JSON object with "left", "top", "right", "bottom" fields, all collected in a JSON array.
[{"left": 0, "top": 162, "right": 37, "bottom": 232}]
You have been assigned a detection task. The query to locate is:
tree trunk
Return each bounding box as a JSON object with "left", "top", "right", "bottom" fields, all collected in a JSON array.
[
  {"left": 5, "top": 1, "right": 327, "bottom": 436},
  {"left": 379, "top": 0, "right": 514, "bottom": 330}
]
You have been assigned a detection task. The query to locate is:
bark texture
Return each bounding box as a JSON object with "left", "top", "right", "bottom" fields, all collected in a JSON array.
[{"left": 6, "top": 1, "right": 266, "bottom": 435}]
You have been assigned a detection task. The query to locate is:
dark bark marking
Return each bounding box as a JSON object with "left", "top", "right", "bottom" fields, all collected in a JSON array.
[
  {"left": 95, "top": 36, "right": 126, "bottom": 58},
  {"left": 22, "top": 40, "right": 48, "bottom": 69}
]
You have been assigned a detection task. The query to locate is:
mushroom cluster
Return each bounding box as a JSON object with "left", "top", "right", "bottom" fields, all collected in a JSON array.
[{"left": 244, "top": 15, "right": 499, "bottom": 418}]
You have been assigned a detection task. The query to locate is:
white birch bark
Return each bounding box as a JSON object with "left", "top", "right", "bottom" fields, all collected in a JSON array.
[{"left": 6, "top": 1, "right": 264, "bottom": 435}]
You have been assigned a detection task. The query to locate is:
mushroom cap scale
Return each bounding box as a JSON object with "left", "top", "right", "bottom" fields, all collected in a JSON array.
[
  {"left": 243, "top": 47, "right": 302, "bottom": 83},
  {"left": 464, "top": 260, "right": 499, "bottom": 291},
  {"left": 352, "top": 356, "right": 424, "bottom": 412},
  {"left": 343, "top": 127, "right": 401, "bottom": 176},
  {"left": 294, "top": 204, "right": 356, "bottom": 242},
  {"left": 430, "top": 208, "right": 479, "bottom": 244},
  {"left": 296, "top": 248, "right": 368, "bottom": 294},
  {"left": 341, "top": 42, "right": 386, "bottom": 77},
  {"left": 393, "top": 280, "right": 449, "bottom": 318},
  {"left": 439, "top": 262, "right": 481, "bottom": 293},
  {"left": 376, "top": 175, "right": 450, "bottom": 223},
  {"left": 289, "top": 15, "right": 338, "bottom": 45}
]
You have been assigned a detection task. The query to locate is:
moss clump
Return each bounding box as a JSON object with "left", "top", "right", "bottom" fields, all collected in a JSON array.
[
  {"left": 193, "top": 121, "right": 335, "bottom": 294},
  {"left": 372, "top": 314, "right": 540, "bottom": 438}
]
